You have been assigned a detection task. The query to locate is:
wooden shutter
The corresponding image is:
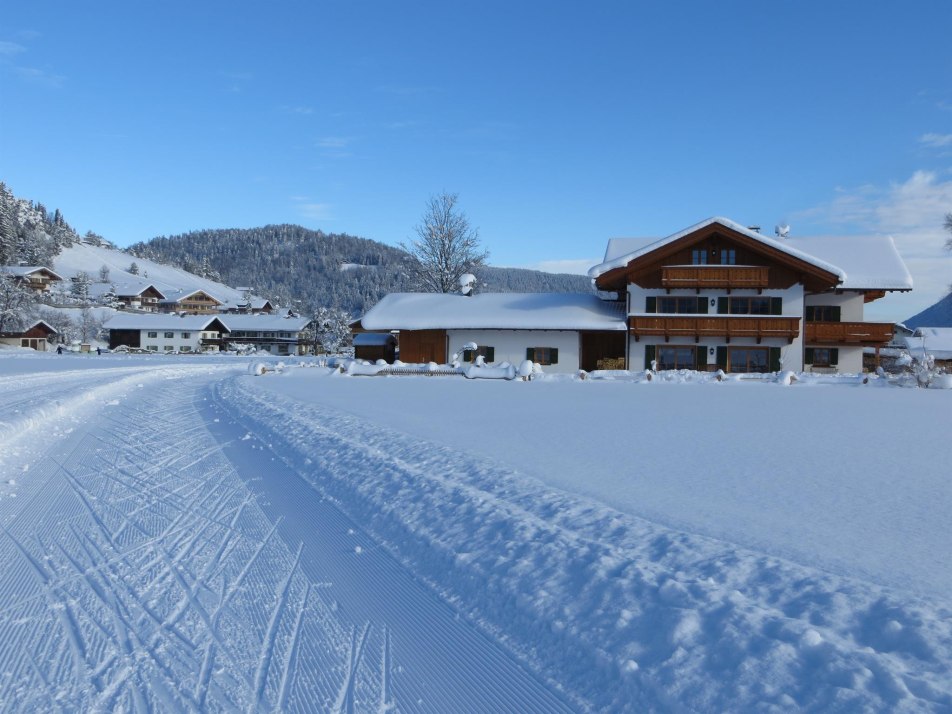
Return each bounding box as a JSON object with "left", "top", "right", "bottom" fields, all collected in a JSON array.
[
  {"left": 830, "top": 348, "right": 839, "bottom": 365},
  {"left": 717, "top": 297, "right": 728, "bottom": 314},
  {"left": 526, "top": 347, "right": 535, "bottom": 361},
  {"left": 769, "top": 347, "right": 782, "bottom": 372},
  {"left": 645, "top": 344, "right": 655, "bottom": 368},
  {"left": 696, "top": 346, "right": 707, "bottom": 370},
  {"left": 697, "top": 297, "right": 709, "bottom": 314},
  {"left": 645, "top": 296, "right": 656, "bottom": 313},
  {"left": 770, "top": 297, "right": 783, "bottom": 315},
  {"left": 831, "top": 306, "right": 841, "bottom": 322},
  {"left": 804, "top": 347, "right": 815, "bottom": 364},
  {"left": 549, "top": 348, "right": 558, "bottom": 364},
  {"left": 484, "top": 347, "right": 495, "bottom": 362},
  {"left": 805, "top": 306, "right": 815, "bottom": 322},
  {"left": 716, "top": 346, "right": 728, "bottom": 370}
]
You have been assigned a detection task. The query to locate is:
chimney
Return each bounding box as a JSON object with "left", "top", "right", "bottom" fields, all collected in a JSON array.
[{"left": 747, "top": 225, "right": 761, "bottom": 233}]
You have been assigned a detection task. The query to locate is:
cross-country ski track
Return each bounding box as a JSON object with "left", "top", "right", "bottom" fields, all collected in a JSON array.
[
  {"left": 1, "top": 357, "right": 951, "bottom": 712},
  {"left": 0, "top": 363, "right": 575, "bottom": 712}
]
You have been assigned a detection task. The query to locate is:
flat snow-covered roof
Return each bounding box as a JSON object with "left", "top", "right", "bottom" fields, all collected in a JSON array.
[
  {"left": 360, "top": 292, "right": 626, "bottom": 331},
  {"left": 221, "top": 314, "right": 311, "bottom": 331}
]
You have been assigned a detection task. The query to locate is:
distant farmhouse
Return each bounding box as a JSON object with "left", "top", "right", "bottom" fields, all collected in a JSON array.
[
  {"left": 0, "top": 320, "right": 58, "bottom": 351},
  {"left": 2, "top": 266, "right": 63, "bottom": 292},
  {"left": 104, "top": 313, "right": 312, "bottom": 355},
  {"left": 357, "top": 217, "right": 913, "bottom": 374}
]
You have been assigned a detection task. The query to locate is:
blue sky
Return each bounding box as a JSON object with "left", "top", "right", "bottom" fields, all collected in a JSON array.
[{"left": 2, "top": 1, "right": 951, "bottom": 321}]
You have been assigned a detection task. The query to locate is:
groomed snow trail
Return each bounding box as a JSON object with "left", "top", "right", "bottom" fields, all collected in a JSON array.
[
  {"left": 0, "top": 362, "right": 575, "bottom": 712},
  {"left": 216, "top": 370, "right": 952, "bottom": 713}
]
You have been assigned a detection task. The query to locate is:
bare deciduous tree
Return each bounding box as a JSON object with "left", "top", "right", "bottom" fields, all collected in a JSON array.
[{"left": 401, "top": 192, "right": 488, "bottom": 293}]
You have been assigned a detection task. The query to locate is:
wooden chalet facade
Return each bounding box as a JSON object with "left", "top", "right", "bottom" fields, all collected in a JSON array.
[
  {"left": 589, "top": 218, "right": 911, "bottom": 374},
  {"left": 1, "top": 266, "right": 64, "bottom": 292},
  {"left": 158, "top": 289, "right": 224, "bottom": 314},
  {"left": 0, "top": 320, "right": 59, "bottom": 351}
]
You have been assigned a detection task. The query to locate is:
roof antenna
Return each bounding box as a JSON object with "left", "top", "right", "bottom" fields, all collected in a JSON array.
[{"left": 774, "top": 223, "right": 791, "bottom": 238}]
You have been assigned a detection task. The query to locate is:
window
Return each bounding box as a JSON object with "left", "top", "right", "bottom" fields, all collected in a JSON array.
[
  {"left": 526, "top": 347, "right": 559, "bottom": 365},
  {"left": 728, "top": 347, "right": 769, "bottom": 373},
  {"left": 691, "top": 249, "right": 707, "bottom": 265},
  {"left": 147, "top": 345, "right": 158, "bottom": 351},
  {"left": 148, "top": 331, "right": 157, "bottom": 338},
  {"left": 805, "top": 305, "right": 841, "bottom": 322},
  {"left": 656, "top": 345, "right": 696, "bottom": 370},
  {"left": 717, "top": 297, "right": 782, "bottom": 315},
  {"left": 164, "top": 332, "right": 174, "bottom": 339},
  {"left": 181, "top": 346, "right": 192, "bottom": 352},
  {"left": 164, "top": 345, "right": 174, "bottom": 351},
  {"left": 719, "top": 249, "right": 736, "bottom": 265},
  {"left": 657, "top": 296, "right": 706, "bottom": 314},
  {"left": 181, "top": 332, "right": 190, "bottom": 339},
  {"left": 646, "top": 296, "right": 707, "bottom": 314},
  {"left": 805, "top": 347, "right": 838, "bottom": 367},
  {"left": 462, "top": 346, "right": 495, "bottom": 363}
]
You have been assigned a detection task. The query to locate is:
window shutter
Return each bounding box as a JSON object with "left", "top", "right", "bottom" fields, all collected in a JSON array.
[
  {"left": 550, "top": 348, "right": 558, "bottom": 364},
  {"left": 717, "top": 297, "right": 728, "bottom": 314},
  {"left": 805, "top": 306, "right": 815, "bottom": 322},
  {"left": 526, "top": 347, "right": 535, "bottom": 361},
  {"left": 830, "top": 348, "right": 839, "bottom": 365},
  {"left": 696, "top": 347, "right": 707, "bottom": 370},
  {"left": 832, "top": 306, "right": 841, "bottom": 322},
  {"left": 770, "top": 297, "right": 782, "bottom": 315},
  {"left": 645, "top": 296, "right": 656, "bottom": 313},
  {"left": 697, "top": 297, "right": 709, "bottom": 314},
  {"left": 463, "top": 349, "right": 474, "bottom": 363},
  {"left": 804, "top": 347, "right": 815, "bottom": 364},
  {"left": 485, "top": 347, "right": 495, "bottom": 362},
  {"left": 716, "top": 346, "right": 728, "bottom": 370},
  {"left": 645, "top": 344, "right": 655, "bottom": 368},
  {"left": 769, "top": 347, "right": 782, "bottom": 372}
]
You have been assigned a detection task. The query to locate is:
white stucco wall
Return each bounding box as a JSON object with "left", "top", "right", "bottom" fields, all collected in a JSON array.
[
  {"left": 626, "top": 284, "right": 806, "bottom": 372},
  {"left": 804, "top": 291, "right": 865, "bottom": 321},
  {"left": 141, "top": 329, "right": 218, "bottom": 353},
  {"left": 447, "top": 330, "right": 581, "bottom": 374}
]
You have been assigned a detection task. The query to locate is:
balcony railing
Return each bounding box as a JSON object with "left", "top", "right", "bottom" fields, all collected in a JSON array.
[
  {"left": 804, "top": 321, "right": 893, "bottom": 346},
  {"left": 630, "top": 315, "right": 800, "bottom": 343},
  {"left": 661, "top": 266, "right": 769, "bottom": 291}
]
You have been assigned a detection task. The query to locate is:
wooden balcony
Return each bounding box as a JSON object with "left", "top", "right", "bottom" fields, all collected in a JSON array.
[
  {"left": 804, "top": 321, "right": 894, "bottom": 346},
  {"left": 661, "top": 266, "right": 769, "bottom": 292},
  {"left": 630, "top": 315, "right": 800, "bottom": 343}
]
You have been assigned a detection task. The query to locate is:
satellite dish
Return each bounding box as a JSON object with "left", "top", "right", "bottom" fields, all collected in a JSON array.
[{"left": 774, "top": 224, "right": 791, "bottom": 238}]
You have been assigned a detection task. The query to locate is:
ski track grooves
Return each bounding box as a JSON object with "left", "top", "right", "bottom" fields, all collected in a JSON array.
[{"left": 0, "top": 366, "right": 394, "bottom": 712}]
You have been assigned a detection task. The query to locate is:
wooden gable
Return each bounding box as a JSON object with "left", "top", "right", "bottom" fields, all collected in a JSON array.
[{"left": 595, "top": 222, "right": 842, "bottom": 293}]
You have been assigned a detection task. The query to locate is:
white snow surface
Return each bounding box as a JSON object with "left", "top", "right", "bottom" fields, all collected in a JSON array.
[
  {"left": 360, "top": 292, "right": 626, "bottom": 331},
  {"left": 0, "top": 352, "right": 950, "bottom": 712}
]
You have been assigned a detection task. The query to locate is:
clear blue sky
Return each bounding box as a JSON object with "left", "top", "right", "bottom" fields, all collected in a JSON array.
[{"left": 2, "top": 1, "right": 950, "bottom": 320}]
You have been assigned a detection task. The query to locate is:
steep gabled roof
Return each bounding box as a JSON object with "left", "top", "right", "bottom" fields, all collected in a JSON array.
[
  {"left": 588, "top": 217, "right": 845, "bottom": 280},
  {"left": 1, "top": 265, "right": 64, "bottom": 281},
  {"left": 103, "top": 314, "right": 227, "bottom": 331},
  {"left": 360, "top": 292, "right": 626, "bottom": 331}
]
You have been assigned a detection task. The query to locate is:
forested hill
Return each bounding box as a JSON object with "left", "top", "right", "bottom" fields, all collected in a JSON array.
[{"left": 127, "top": 225, "right": 591, "bottom": 315}]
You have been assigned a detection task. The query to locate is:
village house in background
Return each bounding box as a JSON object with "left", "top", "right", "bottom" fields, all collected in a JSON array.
[
  {"left": 0, "top": 319, "right": 58, "bottom": 351},
  {"left": 1, "top": 266, "right": 63, "bottom": 292},
  {"left": 357, "top": 217, "right": 913, "bottom": 374}
]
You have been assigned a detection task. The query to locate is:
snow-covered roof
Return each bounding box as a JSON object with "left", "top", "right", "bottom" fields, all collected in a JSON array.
[
  {"left": 159, "top": 288, "right": 226, "bottom": 305},
  {"left": 360, "top": 292, "right": 627, "bottom": 331},
  {"left": 784, "top": 235, "right": 913, "bottom": 291},
  {"left": 103, "top": 314, "right": 227, "bottom": 331},
  {"left": 904, "top": 327, "right": 952, "bottom": 360},
  {"left": 1, "top": 265, "right": 64, "bottom": 280},
  {"left": 87, "top": 280, "right": 165, "bottom": 300},
  {"left": 589, "top": 218, "right": 846, "bottom": 281}
]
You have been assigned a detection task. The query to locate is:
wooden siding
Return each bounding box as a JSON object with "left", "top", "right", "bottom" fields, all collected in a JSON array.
[
  {"left": 629, "top": 315, "right": 800, "bottom": 343},
  {"left": 580, "top": 331, "right": 626, "bottom": 371},
  {"left": 397, "top": 329, "right": 447, "bottom": 364},
  {"left": 804, "top": 321, "right": 893, "bottom": 346},
  {"left": 661, "top": 266, "right": 769, "bottom": 291}
]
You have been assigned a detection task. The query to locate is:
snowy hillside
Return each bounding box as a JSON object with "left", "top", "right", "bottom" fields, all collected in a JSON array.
[
  {"left": 52, "top": 242, "right": 252, "bottom": 305},
  {"left": 905, "top": 291, "right": 952, "bottom": 329},
  {"left": 0, "top": 353, "right": 949, "bottom": 711}
]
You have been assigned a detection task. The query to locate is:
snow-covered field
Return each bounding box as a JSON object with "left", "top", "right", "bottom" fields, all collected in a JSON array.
[{"left": 0, "top": 352, "right": 949, "bottom": 712}]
